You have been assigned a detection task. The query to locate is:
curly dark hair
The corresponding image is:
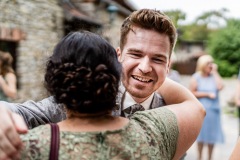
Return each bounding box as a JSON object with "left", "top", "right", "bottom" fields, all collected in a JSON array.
[{"left": 44, "top": 31, "right": 122, "bottom": 114}]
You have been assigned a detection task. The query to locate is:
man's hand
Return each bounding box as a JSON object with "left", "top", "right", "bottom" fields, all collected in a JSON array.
[{"left": 0, "top": 107, "right": 28, "bottom": 160}]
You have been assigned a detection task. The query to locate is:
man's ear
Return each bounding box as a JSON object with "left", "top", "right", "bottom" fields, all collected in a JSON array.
[
  {"left": 166, "top": 58, "right": 170, "bottom": 74},
  {"left": 116, "top": 47, "right": 122, "bottom": 62}
]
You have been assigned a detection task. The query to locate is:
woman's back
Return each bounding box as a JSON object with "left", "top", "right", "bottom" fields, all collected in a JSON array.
[{"left": 20, "top": 107, "right": 178, "bottom": 160}]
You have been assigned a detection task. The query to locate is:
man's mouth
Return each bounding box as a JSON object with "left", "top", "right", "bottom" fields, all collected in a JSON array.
[{"left": 132, "top": 75, "right": 152, "bottom": 82}]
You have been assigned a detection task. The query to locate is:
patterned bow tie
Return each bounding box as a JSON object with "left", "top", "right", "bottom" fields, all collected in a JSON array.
[{"left": 123, "top": 104, "right": 145, "bottom": 116}]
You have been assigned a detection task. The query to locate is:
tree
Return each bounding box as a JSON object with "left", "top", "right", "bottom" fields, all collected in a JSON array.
[
  {"left": 164, "top": 10, "right": 186, "bottom": 27},
  {"left": 208, "top": 19, "right": 240, "bottom": 77},
  {"left": 195, "top": 8, "right": 229, "bottom": 28},
  {"left": 179, "top": 23, "right": 210, "bottom": 41},
  {"left": 178, "top": 8, "right": 228, "bottom": 41}
]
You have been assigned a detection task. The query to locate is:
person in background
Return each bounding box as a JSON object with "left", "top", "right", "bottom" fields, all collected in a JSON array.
[
  {"left": 189, "top": 54, "right": 224, "bottom": 160},
  {"left": 234, "top": 68, "right": 240, "bottom": 135},
  {"left": 0, "top": 51, "right": 17, "bottom": 101},
  {"left": 0, "top": 9, "right": 206, "bottom": 159},
  {"left": 167, "top": 51, "right": 181, "bottom": 83},
  {"left": 19, "top": 30, "right": 205, "bottom": 160},
  {"left": 229, "top": 137, "right": 240, "bottom": 160}
]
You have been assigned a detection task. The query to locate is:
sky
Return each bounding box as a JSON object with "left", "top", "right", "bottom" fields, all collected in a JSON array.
[{"left": 129, "top": 0, "right": 240, "bottom": 24}]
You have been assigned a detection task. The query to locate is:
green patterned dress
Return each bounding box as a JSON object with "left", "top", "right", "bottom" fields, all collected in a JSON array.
[{"left": 20, "top": 107, "right": 179, "bottom": 160}]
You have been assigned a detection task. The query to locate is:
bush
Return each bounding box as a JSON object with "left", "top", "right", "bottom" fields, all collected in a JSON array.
[{"left": 208, "top": 19, "right": 240, "bottom": 77}]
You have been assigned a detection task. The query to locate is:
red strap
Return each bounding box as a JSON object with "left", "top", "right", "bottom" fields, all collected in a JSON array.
[{"left": 49, "top": 123, "right": 60, "bottom": 160}]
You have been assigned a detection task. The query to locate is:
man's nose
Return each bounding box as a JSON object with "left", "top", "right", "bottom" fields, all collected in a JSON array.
[{"left": 138, "top": 57, "right": 152, "bottom": 73}]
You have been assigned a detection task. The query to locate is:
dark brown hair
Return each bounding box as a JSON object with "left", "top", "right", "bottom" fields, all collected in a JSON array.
[
  {"left": 120, "top": 9, "right": 177, "bottom": 57},
  {"left": 0, "top": 51, "right": 14, "bottom": 76},
  {"left": 44, "top": 31, "right": 122, "bottom": 114}
]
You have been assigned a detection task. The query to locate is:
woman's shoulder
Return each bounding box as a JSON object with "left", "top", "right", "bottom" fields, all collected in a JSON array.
[
  {"left": 192, "top": 72, "right": 200, "bottom": 78},
  {"left": 129, "top": 107, "right": 179, "bottom": 159},
  {"left": 20, "top": 124, "right": 51, "bottom": 143},
  {"left": 132, "top": 107, "right": 177, "bottom": 122},
  {"left": 21, "top": 124, "right": 51, "bottom": 139},
  {"left": 131, "top": 107, "right": 178, "bottom": 139},
  {"left": 4, "top": 72, "right": 16, "bottom": 79},
  {"left": 20, "top": 124, "right": 51, "bottom": 159}
]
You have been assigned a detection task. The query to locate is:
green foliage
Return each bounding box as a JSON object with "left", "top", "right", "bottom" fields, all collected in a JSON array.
[
  {"left": 179, "top": 24, "right": 210, "bottom": 41},
  {"left": 194, "top": 8, "right": 229, "bottom": 27},
  {"left": 178, "top": 9, "right": 228, "bottom": 41},
  {"left": 208, "top": 19, "right": 240, "bottom": 77},
  {"left": 164, "top": 10, "right": 186, "bottom": 27},
  {"left": 214, "top": 59, "right": 237, "bottom": 77},
  {"left": 164, "top": 8, "right": 240, "bottom": 77}
]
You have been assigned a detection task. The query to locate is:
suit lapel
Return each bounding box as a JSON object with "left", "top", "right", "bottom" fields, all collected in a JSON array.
[{"left": 149, "top": 93, "right": 166, "bottom": 109}]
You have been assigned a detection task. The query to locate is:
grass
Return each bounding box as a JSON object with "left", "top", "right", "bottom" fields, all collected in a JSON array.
[{"left": 223, "top": 105, "right": 239, "bottom": 118}]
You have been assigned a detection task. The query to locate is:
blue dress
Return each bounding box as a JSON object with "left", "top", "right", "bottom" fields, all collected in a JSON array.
[{"left": 193, "top": 72, "right": 224, "bottom": 144}]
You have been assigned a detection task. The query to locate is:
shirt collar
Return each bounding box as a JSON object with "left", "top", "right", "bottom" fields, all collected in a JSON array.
[{"left": 123, "top": 91, "right": 154, "bottom": 110}]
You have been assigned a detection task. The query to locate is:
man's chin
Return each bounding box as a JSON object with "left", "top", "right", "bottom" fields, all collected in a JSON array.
[{"left": 129, "top": 89, "right": 152, "bottom": 99}]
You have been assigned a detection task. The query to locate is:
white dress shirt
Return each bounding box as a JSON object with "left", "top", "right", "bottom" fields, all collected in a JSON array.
[{"left": 122, "top": 91, "right": 154, "bottom": 117}]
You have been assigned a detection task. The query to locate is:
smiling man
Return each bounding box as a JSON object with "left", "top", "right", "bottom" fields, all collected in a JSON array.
[
  {"left": 113, "top": 9, "right": 180, "bottom": 117},
  {"left": 118, "top": 28, "right": 169, "bottom": 102},
  {"left": 0, "top": 9, "right": 205, "bottom": 160}
]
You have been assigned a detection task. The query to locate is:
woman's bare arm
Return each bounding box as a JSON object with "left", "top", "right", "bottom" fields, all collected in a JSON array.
[
  {"left": 157, "top": 78, "right": 206, "bottom": 159},
  {"left": 230, "top": 137, "right": 240, "bottom": 160},
  {"left": 0, "top": 73, "right": 17, "bottom": 98}
]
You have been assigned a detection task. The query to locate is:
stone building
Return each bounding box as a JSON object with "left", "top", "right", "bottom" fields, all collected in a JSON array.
[
  {"left": 174, "top": 39, "right": 206, "bottom": 75},
  {"left": 0, "top": 0, "right": 135, "bottom": 102}
]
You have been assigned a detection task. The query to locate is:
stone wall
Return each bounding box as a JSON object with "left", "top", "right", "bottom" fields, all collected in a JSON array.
[
  {"left": 73, "top": 1, "right": 125, "bottom": 48},
  {"left": 95, "top": 4, "right": 125, "bottom": 48},
  {"left": 0, "top": 0, "right": 130, "bottom": 102},
  {"left": 0, "top": 0, "right": 64, "bottom": 102}
]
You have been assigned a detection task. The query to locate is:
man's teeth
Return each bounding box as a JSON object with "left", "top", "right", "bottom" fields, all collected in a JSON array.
[{"left": 133, "top": 76, "right": 151, "bottom": 82}]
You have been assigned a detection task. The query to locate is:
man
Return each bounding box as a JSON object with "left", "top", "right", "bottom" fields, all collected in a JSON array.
[{"left": 0, "top": 9, "right": 205, "bottom": 160}]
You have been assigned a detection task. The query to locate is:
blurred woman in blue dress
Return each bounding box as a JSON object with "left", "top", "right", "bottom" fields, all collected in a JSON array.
[{"left": 189, "top": 54, "right": 224, "bottom": 160}]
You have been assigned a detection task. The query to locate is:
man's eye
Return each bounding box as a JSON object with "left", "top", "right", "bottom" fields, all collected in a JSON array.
[
  {"left": 153, "top": 58, "right": 164, "bottom": 63},
  {"left": 130, "top": 53, "right": 141, "bottom": 58}
]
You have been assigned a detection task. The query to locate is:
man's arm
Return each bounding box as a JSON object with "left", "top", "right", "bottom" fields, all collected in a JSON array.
[{"left": 0, "top": 96, "right": 66, "bottom": 129}]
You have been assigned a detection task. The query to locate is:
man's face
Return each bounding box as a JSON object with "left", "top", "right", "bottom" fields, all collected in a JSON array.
[{"left": 117, "top": 27, "right": 170, "bottom": 103}]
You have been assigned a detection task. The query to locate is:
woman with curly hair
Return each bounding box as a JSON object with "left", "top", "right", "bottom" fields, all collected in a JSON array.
[
  {"left": 0, "top": 51, "right": 17, "bottom": 101},
  {"left": 19, "top": 31, "right": 203, "bottom": 160}
]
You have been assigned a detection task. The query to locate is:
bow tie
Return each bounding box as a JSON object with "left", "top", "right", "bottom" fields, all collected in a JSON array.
[{"left": 123, "top": 104, "right": 145, "bottom": 116}]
